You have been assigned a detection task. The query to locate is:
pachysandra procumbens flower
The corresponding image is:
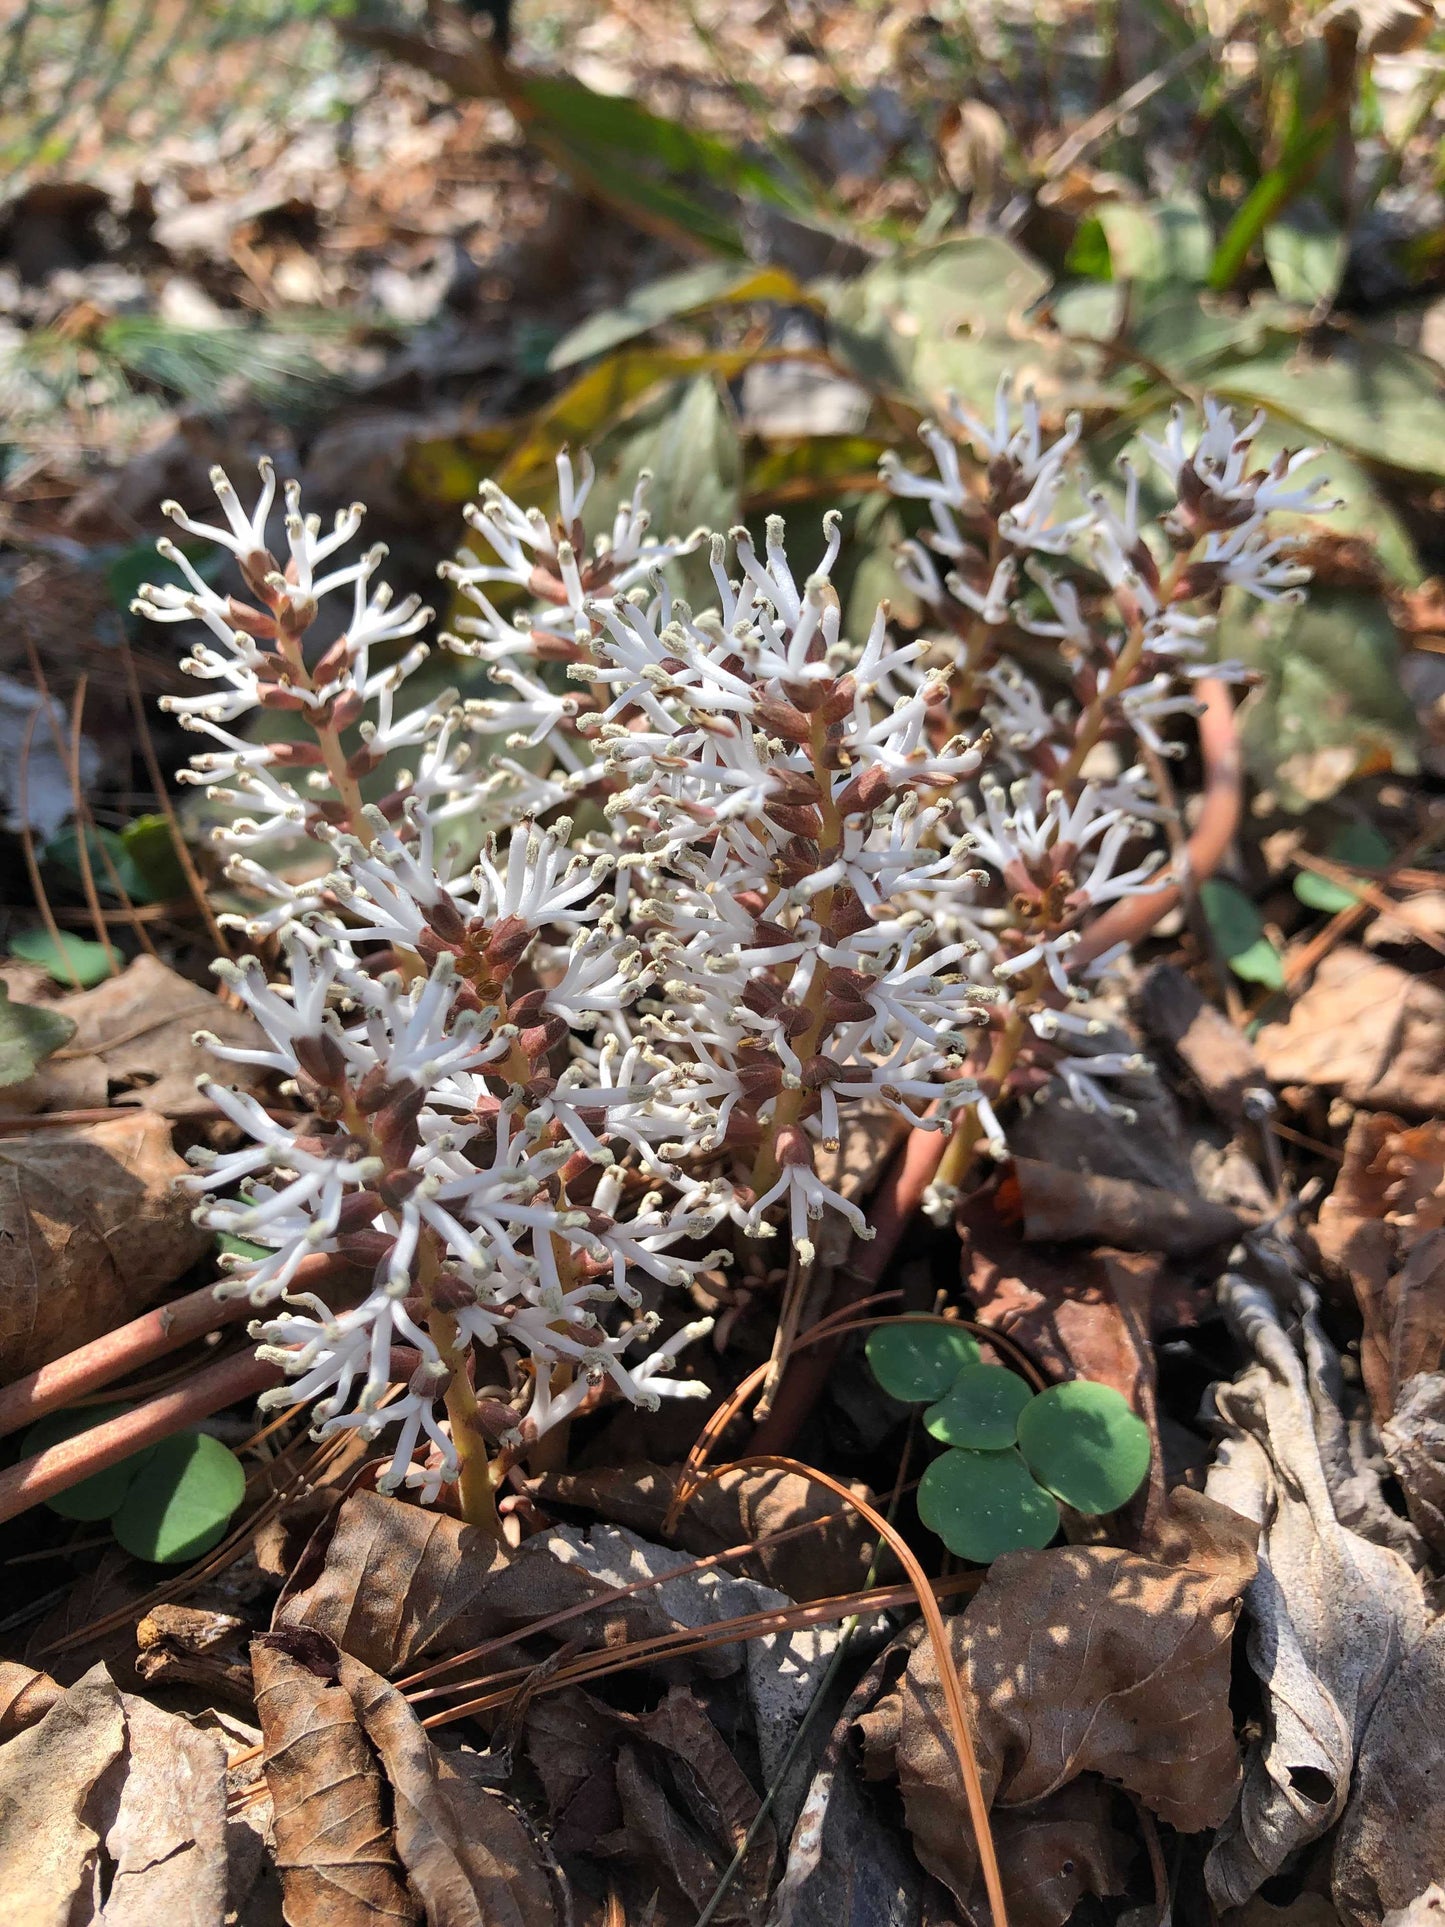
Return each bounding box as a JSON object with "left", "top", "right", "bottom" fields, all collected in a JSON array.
[{"left": 140, "top": 390, "right": 1333, "bottom": 1513}]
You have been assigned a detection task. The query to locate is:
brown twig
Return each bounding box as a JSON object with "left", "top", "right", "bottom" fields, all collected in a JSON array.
[{"left": 0, "top": 1284, "right": 253, "bottom": 1439}]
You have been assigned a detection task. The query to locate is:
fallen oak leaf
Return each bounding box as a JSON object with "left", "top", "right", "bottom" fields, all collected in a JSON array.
[
  {"left": 0, "top": 1660, "right": 62, "bottom": 1740},
  {"left": 856, "top": 1489, "right": 1255, "bottom": 1917},
  {"left": 0, "top": 1663, "right": 126, "bottom": 1927}
]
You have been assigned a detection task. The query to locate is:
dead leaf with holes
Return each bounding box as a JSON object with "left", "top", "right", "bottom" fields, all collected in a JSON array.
[
  {"left": 0, "top": 953, "right": 268, "bottom": 1118},
  {"left": 0, "top": 1108, "right": 210, "bottom": 1379},
  {"left": 855, "top": 1489, "right": 1255, "bottom": 1924},
  {"left": 1315, "top": 1113, "right": 1445, "bottom": 1422},
  {"left": 1204, "top": 1267, "right": 1428, "bottom": 1909}
]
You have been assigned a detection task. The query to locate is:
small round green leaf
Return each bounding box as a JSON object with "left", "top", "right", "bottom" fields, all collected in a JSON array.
[
  {"left": 866, "top": 1323, "right": 981, "bottom": 1403},
  {"left": 22, "top": 1403, "right": 156, "bottom": 1522},
  {"left": 1016, "top": 1380, "right": 1152, "bottom": 1515},
  {"left": 917, "top": 1447, "right": 1059, "bottom": 1563},
  {"left": 111, "top": 1431, "right": 246, "bottom": 1564},
  {"left": 924, "top": 1363, "right": 1034, "bottom": 1449},
  {"left": 9, "top": 928, "right": 120, "bottom": 988}
]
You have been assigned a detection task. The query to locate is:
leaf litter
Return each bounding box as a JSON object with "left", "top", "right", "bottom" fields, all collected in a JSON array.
[{"left": 6, "top": 4, "right": 1445, "bottom": 1924}]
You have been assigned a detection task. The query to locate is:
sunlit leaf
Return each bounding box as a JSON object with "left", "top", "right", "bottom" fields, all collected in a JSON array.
[
  {"left": 924, "top": 1363, "right": 1034, "bottom": 1450},
  {"left": 23, "top": 1403, "right": 156, "bottom": 1522},
  {"left": 866, "top": 1322, "right": 981, "bottom": 1403},
  {"left": 917, "top": 1446, "right": 1059, "bottom": 1561},
  {"left": 112, "top": 1430, "right": 246, "bottom": 1564},
  {"left": 1263, "top": 220, "right": 1347, "bottom": 306},
  {"left": 549, "top": 263, "right": 808, "bottom": 370},
  {"left": 10, "top": 928, "right": 119, "bottom": 987},
  {"left": 1016, "top": 1381, "right": 1152, "bottom": 1515}
]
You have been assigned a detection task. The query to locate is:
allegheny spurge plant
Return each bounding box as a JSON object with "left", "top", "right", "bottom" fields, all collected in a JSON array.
[{"left": 123, "top": 388, "right": 1333, "bottom": 1534}]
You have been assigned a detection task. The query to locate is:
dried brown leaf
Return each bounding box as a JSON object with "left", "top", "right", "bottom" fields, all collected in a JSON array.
[
  {"left": 566, "top": 1685, "right": 776, "bottom": 1924},
  {"left": 857, "top": 1490, "right": 1255, "bottom": 1915},
  {"left": 341, "top": 1654, "right": 566, "bottom": 1927},
  {"left": 0, "top": 1662, "right": 229, "bottom": 1927},
  {"left": 532, "top": 1461, "right": 875, "bottom": 1604},
  {"left": 0, "top": 1660, "right": 62, "bottom": 1741},
  {"left": 1315, "top": 1113, "right": 1445, "bottom": 1422},
  {"left": 252, "top": 1628, "right": 420, "bottom": 1926},
  {"left": 1012, "top": 1154, "right": 1248, "bottom": 1254},
  {"left": 0, "top": 1663, "right": 126, "bottom": 1927},
  {"left": 98, "top": 1690, "right": 229, "bottom": 1927},
  {"left": 0, "top": 1109, "right": 211, "bottom": 1379},
  {"left": 1205, "top": 1270, "right": 1428, "bottom": 1907},
  {"left": 1256, "top": 949, "right": 1445, "bottom": 1116},
  {"left": 1333, "top": 1615, "right": 1445, "bottom": 1926},
  {"left": 1135, "top": 961, "right": 1267, "bottom": 1125},
  {"left": 1382, "top": 1371, "right": 1445, "bottom": 1556},
  {"left": 275, "top": 1489, "right": 761, "bottom": 1679},
  {"left": 2, "top": 954, "right": 268, "bottom": 1118}
]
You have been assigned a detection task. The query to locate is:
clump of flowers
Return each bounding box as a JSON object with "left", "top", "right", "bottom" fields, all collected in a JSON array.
[{"left": 136, "top": 393, "right": 1332, "bottom": 1526}]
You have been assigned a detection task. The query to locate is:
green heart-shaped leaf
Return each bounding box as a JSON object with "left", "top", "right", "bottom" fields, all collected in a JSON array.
[
  {"left": 917, "top": 1447, "right": 1059, "bottom": 1563},
  {"left": 866, "top": 1323, "right": 981, "bottom": 1403},
  {"left": 924, "top": 1362, "right": 1035, "bottom": 1449},
  {"left": 111, "top": 1431, "right": 246, "bottom": 1564},
  {"left": 1016, "top": 1380, "right": 1152, "bottom": 1515}
]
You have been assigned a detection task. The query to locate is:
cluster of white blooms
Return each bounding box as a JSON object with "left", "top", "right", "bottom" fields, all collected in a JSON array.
[{"left": 138, "top": 387, "right": 1332, "bottom": 1512}]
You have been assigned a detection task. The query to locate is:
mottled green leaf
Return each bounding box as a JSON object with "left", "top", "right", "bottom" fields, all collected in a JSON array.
[
  {"left": 924, "top": 1363, "right": 1034, "bottom": 1450},
  {"left": 1294, "top": 820, "right": 1393, "bottom": 912},
  {"left": 0, "top": 980, "right": 75, "bottom": 1088},
  {"left": 1199, "top": 878, "right": 1285, "bottom": 989}
]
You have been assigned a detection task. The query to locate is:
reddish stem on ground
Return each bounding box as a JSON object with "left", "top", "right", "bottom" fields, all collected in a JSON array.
[{"left": 0, "top": 1349, "right": 281, "bottom": 1525}]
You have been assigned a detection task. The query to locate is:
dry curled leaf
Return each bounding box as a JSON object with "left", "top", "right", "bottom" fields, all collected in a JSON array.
[
  {"left": 1333, "top": 1616, "right": 1445, "bottom": 1926},
  {"left": 1315, "top": 1113, "right": 1445, "bottom": 1422},
  {"left": 1205, "top": 1268, "right": 1428, "bottom": 1908},
  {"left": 526, "top": 1683, "right": 773, "bottom": 1924},
  {"left": 0, "top": 954, "right": 267, "bottom": 1118},
  {"left": 856, "top": 1489, "right": 1255, "bottom": 1921},
  {"left": 0, "top": 1109, "right": 211, "bottom": 1379},
  {"left": 0, "top": 1661, "right": 229, "bottom": 1927},
  {"left": 341, "top": 1653, "right": 566, "bottom": 1927},
  {"left": 252, "top": 1627, "right": 420, "bottom": 1927},
  {"left": 1382, "top": 1371, "right": 1445, "bottom": 1557},
  {"left": 1256, "top": 949, "right": 1445, "bottom": 1117},
  {"left": 1135, "top": 961, "right": 1267, "bottom": 1125},
  {"left": 532, "top": 1461, "right": 876, "bottom": 1604},
  {"left": 1011, "top": 1154, "right": 1249, "bottom": 1255}
]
